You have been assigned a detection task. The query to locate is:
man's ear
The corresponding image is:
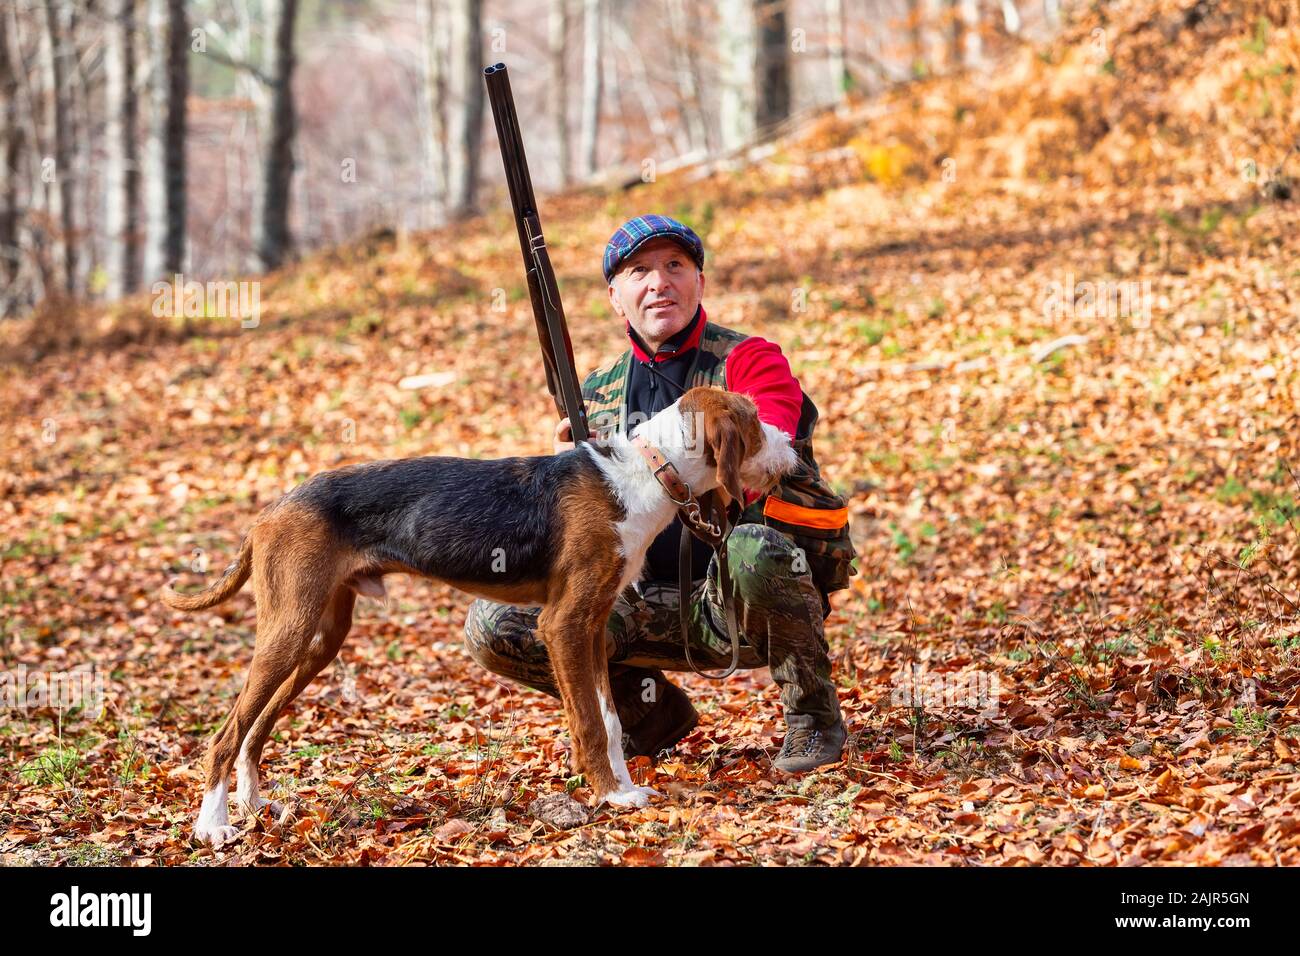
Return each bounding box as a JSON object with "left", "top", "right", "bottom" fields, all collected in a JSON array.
[{"left": 607, "top": 282, "right": 624, "bottom": 317}]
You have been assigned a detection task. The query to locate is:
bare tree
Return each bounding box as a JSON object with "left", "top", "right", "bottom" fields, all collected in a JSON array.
[
  {"left": 0, "top": 6, "right": 22, "bottom": 294},
  {"left": 212, "top": 1, "right": 260, "bottom": 275},
  {"left": 718, "top": 0, "right": 755, "bottom": 151},
  {"left": 827, "top": 0, "right": 849, "bottom": 99},
  {"left": 755, "top": 0, "right": 789, "bottom": 130},
  {"left": 418, "top": 0, "right": 448, "bottom": 223},
  {"left": 957, "top": 0, "right": 983, "bottom": 69},
  {"left": 1000, "top": 1, "right": 1022, "bottom": 34},
  {"left": 578, "top": 0, "right": 602, "bottom": 177},
  {"left": 859, "top": 0, "right": 906, "bottom": 89},
  {"left": 549, "top": 0, "right": 570, "bottom": 185},
  {"left": 446, "top": 0, "right": 482, "bottom": 219},
  {"left": 40, "top": 0, "right": 76, "bottom": 293},
  {"left": 142, "top": 0, "right": 187, "bottom": 282},
  {"left": 908, "top": 0, "right": 926, "bottom": 76},
  {"left": 927, "top": 0, "right": 955, "bottom": 73},
  {"left": 1043, "top": 0, "right": 1060, "bottom": 29},
  {"left": 602, "top": 1, "right": 624, "bottom": 161},
  {"left": 719, "top": 0, "right": 789, "bottom": 151},
  {"left": 69, "top": 1, "right": 95, "bottom": 295},
  {"left": 256, "top": 0, "right": 298, "bottom": 271},
  {"left": 665, "top": 0, "right": 709, "bottom": 155},
  {"left": 3, "top": 4, "right": 51, "bottom": 311},
  {"left": 611, "top": 16, "right": 674, "bottom": 155},
  {"left": 104, "top": 0, "right": 141, "bottom": 298}
]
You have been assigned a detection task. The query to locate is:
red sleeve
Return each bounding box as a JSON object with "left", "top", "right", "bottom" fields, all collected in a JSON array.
[{"left": 725, "top": 337, "right": 803, "bottom": 505}]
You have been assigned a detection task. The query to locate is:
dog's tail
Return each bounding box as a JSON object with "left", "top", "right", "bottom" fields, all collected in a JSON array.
[{"left": 160, "top": 534, "right": 253, "bottom": 611}]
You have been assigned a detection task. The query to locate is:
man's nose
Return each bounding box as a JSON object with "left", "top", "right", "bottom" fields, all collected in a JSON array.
[{"left": 644, "top": 269, "right": 665, "bottom": 290}]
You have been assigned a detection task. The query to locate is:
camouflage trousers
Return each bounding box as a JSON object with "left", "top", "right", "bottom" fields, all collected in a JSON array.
[{"left": 462, "top": 523, "right": 842, "bottom": 731}]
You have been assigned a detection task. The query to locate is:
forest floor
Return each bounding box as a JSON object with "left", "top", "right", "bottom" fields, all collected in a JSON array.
[{"left": 2, "top": 0, "right": 1299, "bottom": 865}]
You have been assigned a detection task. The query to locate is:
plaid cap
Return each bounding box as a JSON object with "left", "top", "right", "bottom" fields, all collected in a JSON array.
[{"left": 602, "top": 215, "right": 705, "bottom": 282}]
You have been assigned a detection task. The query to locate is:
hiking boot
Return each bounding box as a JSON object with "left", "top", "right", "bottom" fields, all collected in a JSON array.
[
  {"left": 772, "top": 720, "right": 847, "bottom": 773},
  {"left": 622, "top": 680, "right": 699, "bottom": 760},
  {"left": 609, "top": 666, "right": 698, "bottom": 760}
]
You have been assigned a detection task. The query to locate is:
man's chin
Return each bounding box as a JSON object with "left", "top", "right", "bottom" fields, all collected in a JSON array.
[{"left": 643, "top": 311, "right": 686, "bottom": 335}]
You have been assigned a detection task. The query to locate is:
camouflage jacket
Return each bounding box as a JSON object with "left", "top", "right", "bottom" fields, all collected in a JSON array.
[{"left": 580, "top": 319, "right": 858, "bottom": 597}]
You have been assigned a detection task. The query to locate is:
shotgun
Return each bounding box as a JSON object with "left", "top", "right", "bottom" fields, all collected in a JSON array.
[{"left": 483, "top": 62, "right": 589, "bottom": 444}]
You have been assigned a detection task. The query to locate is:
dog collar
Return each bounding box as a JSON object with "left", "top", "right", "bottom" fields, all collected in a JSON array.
[
  {"left": 632, "top": 435, "right": 692, "bottom": 504},
  {"left": 631, "top": 435, "right": 724, "bottom": 546}
]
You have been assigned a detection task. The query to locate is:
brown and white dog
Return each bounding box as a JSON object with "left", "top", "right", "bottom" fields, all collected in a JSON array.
[{"left": 161, "top": 386, "right": 798, "bottom": 846}]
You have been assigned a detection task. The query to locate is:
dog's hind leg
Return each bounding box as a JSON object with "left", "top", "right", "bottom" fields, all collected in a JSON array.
[
  {"left": 194, "top": 511, "right": 334, "bottom": 847},
  {"left": 196, "top": 627, "right": 317, "bottom": 846},
  {"left": 235, "top": 585, "right": 356, "bottom": 819}
]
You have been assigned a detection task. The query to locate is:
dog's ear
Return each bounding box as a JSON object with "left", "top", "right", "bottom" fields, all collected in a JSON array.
[
  {"left": 703, "top": 410, "right": 746, "bottom": 505},
  {"left": 715, "top": 483, "right": 734, "bottom": 510}
]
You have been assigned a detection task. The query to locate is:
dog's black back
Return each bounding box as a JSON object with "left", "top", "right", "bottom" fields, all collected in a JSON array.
[{"left": 285, "top": 444, "right": 622, "bottom": 585}]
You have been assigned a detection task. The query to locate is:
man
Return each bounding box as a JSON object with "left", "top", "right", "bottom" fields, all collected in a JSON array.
[{"left": 464, "top": 214, "right": 856, "bottom": 773}]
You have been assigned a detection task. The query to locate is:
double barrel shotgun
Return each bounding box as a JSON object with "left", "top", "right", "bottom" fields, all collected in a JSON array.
[{"left": 483, "top": 62, "right": 590, "bottom": 444}]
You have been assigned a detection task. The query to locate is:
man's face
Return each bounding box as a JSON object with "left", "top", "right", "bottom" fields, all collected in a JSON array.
[{"left": 607, "top": 237, "right": 705, "bottom": 348}]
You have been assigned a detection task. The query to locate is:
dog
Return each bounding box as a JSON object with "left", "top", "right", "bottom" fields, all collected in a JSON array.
[{"left": 161, "top": 386, "right": 799, "bottom": 846}]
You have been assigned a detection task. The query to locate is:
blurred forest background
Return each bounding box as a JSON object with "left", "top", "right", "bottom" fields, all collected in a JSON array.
[{"left": 2, "top": 0, "right": 1063, "bottom": 317}]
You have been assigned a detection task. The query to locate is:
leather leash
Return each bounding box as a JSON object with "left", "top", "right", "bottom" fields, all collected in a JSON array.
[
  {"left": 632, "top": 436, "right": 743, "bottom": 680},
  {"left": 678, "top": 493, "right": 743, "bottom": 679}
]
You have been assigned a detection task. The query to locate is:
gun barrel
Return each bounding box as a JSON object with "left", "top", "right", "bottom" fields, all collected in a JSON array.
[{"left": 484, "top": 63, "right": 589, "bottom": 445}]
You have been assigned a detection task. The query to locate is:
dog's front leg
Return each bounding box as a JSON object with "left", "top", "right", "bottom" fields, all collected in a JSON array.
[
  {"left": 540, "top": 604, "right": 655, "bottom": 808},
  {"left": 589, "top": 644, "right": 660, "bottom": 809}
]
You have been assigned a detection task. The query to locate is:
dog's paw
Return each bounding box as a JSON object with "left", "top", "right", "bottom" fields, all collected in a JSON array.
[
  {"left": 601, "top": 785, "right": 659, "bottom": 809},
  {"left": 194, "top": 823, "right": 241, "bottom": 848}
]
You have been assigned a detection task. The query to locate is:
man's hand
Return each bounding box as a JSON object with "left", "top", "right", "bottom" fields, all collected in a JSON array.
[{"left": 554, "top": 417, "right": 575, "bottom": 454}]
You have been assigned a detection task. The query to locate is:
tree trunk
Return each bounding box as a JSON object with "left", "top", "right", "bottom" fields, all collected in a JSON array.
[
  {"left": 942, "top": 0, "right": 960, "bottom": 73},
  {"left": 418, "top": 0, "right": 448, "bottom": 223},
  {"left": 1000, "top": 0, "right": 1022, "bottom": 34},
  {"left": 718, "top": 0, "right": 755, "bottom": 151},
  {"left": 602, "top": 6, "right": 626, "bottom": 162},
  {"left": 0, "top": 6, "right": 23, "bottom": 294},
  {"left": 665, "top": 0, "right": 709, "bottom": 155},
  {"left": 161, "top": 0, "right": 187, "bottom": 276},
  {"left": 755, "top": 0, "right": 789, "bottom": 131},
  {"left": 105, "top": 0, "right": 140, "bottom": 299},
  {"left": 549, "top": 0, "right": 570, "bottom": 186},
  {"left": 611, "top": 18, "right": 675, "bottom": 155},
  {"left": 578, "top": 0, "right": 602, "bottom": 177},
  {"left": 1043, "top": 0, "right": 1060, "bottom": 29},
  {"left": 143, "top": 0, "right": 187, "bottom": 282},
  {"left": 69, "top": 1, "right": 94, "bottom": 295},
  {"left": 5, "top": 4, "right": 50, "bottom": 308},
  {"left": 40, "top": 0, "right": 75, "bottom": 294},
  {"left": 720, "top": 0, "right": 788, "bottom": 150},
  {"left": 446, "top": 0, "right": 482, "bottom": 219},
  {"left": 958, "top": 0, "right": 983, "bottom": 68},
  {"left": 826, "top": 0, "right": 848, "bottom": 99},
  {"left": 256, "top": 0, "right": 298, "bottom": 271},
  {"left": 909, "top": 0, "right": 930, "bottom": 76},
  {"left": 228, "top": 0, "right": 257, "bottom": 275}
]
